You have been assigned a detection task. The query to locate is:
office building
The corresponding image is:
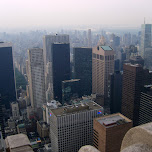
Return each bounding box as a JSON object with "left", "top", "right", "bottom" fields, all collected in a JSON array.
[
  {"left": 50, "top": 43, "right": 70, "bottom": 102},
  {"left": 140, "top": 24, "right": 152, "bottom": 58},
  {"left": 0, "top": 42, "right": 16, "bottom": 108},
  {"left": 62, "top": 79, "right": 81, "bottom": 104},
  {"left": 92, "top": 46, "right": 114, "bottom": 104},
  {"left": 28, "top": 48, "right": 46, "bottom": 109},
  {"left": 73, "top": 47, "right": 92, "bottom": 96},
  {"left": 121, "top": 63, "right": 151, "bottom": 126},
  {"left": 93, "top": 113, "right": 132, "bottom": 152},
  {"left": 43, "top": 34, "right": 69, "bottom": 91},
  {"left": 109, "top": 71, "right": 122, "bottom": 113},
  {"left": 138, "top": 85, "right": 152, "bottom": 125},
  {"left": 144, "top": 47, "right": 152, "bottom": 70},
  {"left": 11, "top": 102, "right": 20, "bottom": 120},
  {"left": 49, "top": 101, "right": 104, "bottom": 152},
  {"left": 129, "top": 55, "right": 144, "bottom": 67}
]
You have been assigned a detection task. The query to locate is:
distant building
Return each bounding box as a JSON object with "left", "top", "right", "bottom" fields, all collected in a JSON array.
[
  {"left": 144, "top": 47, "right": 152, "bottom": 70},
  {"left": 92, "top": 46, "right": 114, "bottom": 105},
  {"left": 49, "top": 101, "right": 104, "bottom": 152},
  {"left": 109, "top": 71, "right": 122, "bottom": 113},
  {"left": 28, "top": 48, "right": 46, "bottom": 109},
  {"left": 73, "top": 47, "right": 92, "bottom": 96},
  {"left": 62, "top": 79, "right": 81, "bottom": 104},
  {"left": 140, "top": 24, "right": 152, "bottom": 58},
  {"left": 138, "top": 85, "right": 152, "bottom": 125},
  {"left": 5, "top": 134, "right": 33, "bottom": 152},
  {"left": 88, "top": 29, "right": 92, "bottom": 47},
  {"left": 121, "top": 63, "right": 152, "bottom": 126},
  {"left": 93, "top": 113, "right": 132, "bottom": 152},
  {"left": 129, "top": 55, "right": 144, "bottom": 67},
  {"left": 0, "top": 42, "right": 16, "bottom": 108},
  {"left": 50, "top": 43, "right": 70, "bottom": 102}
]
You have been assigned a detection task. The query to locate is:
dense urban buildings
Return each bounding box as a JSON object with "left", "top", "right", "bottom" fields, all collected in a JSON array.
[
  {"left": 73, "top": 47, "right": 92, "bottom": 96},
  {"left": 92, "top": 46, "right": 114, "bottom": 105},
  {"left": 109, "top": 71, "right": 123, "bottom": 113},
  {"left": 138, "top": 85, "right": 152, "bottom": 125},
  {"left": 93, "top": 113, "right": 132, "bottom": 152},
  {"left": 28, "top": 48, "right": 46, "bottom": 109},
  {"left": 49, "top": 101, "right": 104, "bottom": 152},
  {"left": 0, "top": 42, "right": 16, "bottom": 108},
  {"left": 88, "top": 29, "right": 92, "bottom": 47},
  {"left": 121, "top": 63, "right": 152, "bottom": 126},
  {"left": 51, "top": 43, "right": 70, "bottom": 102}
]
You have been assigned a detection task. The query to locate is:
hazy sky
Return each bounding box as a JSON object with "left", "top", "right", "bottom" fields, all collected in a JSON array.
[{"left": 0, "top": 0, "right": 152, "bottom": 28}]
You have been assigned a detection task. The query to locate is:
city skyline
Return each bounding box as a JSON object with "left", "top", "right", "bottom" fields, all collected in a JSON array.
[{"left": 0, "top": 0, "right": 152, "bottom": 29}]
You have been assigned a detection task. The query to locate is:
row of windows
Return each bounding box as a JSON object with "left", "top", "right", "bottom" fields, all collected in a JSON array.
[{"left": 93, "top": 53, "right": 114, "bottom": 60}]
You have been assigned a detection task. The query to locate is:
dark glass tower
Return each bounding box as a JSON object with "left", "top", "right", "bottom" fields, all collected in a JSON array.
[
  {"left": 73, "top": 47, "right": 92, "bottom": 96},
  {"left": 51, "top": 43, "right": 70, "bottom": 102},
  {"left": 0, "top": 42, "right": 16, "bottom": 108}
]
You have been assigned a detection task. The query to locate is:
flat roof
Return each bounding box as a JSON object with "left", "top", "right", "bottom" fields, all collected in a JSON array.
[
  {"left": 96, "top": 113, "right": 131, "bottom": 128},
  {"left": 6, "top": 134, "right": 31, "bottom": 149},
  {"left": 50, "top": 101, "right": 103, "bottom": 117},
  {"left": 101, "top": 46, "right": 113, "bottom": 51}
]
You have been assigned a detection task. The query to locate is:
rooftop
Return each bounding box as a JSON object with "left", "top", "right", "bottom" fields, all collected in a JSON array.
[
  {"left": 6, "top": 134, "right": 31, "bottom": 149},
  {"left": 96, "top": 113, "right": 131, "bottom": 128},
  {"left": 50, "top": 101, "right": 103, "bottom": 117},
  {"left": 0, "top": 42, "right": 12, "bottom": 48},
  {"left": 101, "top": 46, "right": 113, "bottom": 51}
]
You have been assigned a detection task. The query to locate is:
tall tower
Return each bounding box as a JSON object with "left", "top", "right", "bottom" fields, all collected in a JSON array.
[
  {"left": 28, "top": 48, "right": 46, "bottom": 109},
  {"left": 88, "top": 29, "right": 92, "bottom": 47},
  {"left": 140, "top": 24, "right": 152, "bottom": 58},
  {"left": 51, "top": 43, "right": 70, "bottom": 102},
  {"left": 92, "top": 46, "right": 114, "bottom": 103},
  {"left": 73, "top": 47, "right": 92, "bottom": 96},
  {"left": 0, "top": 42, "right": 16, "bottom": 108},
  {"left": 121, "top": 63, "right": 151, "bottom": 126},
  {"left": 43, "top": 34, "right": 69, "bottom": 91}
]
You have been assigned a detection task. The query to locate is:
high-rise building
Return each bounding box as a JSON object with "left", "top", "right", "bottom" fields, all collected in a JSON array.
[
  {"left": 62, "top": 79, "right": 81, "bottom": 104},
  {"left": 73, "top": 47, "right": 92, "bottom": 96},
  {"left": 92, "top": 46, "right": 114, "bottom": 104},
  {"left": 0, "top": 42, "right": 16, "bottom": 108},
  {"left": 144, "top": 47, "right": 152, "bottom": 70},
  {"left": 51, "top": 43, "right": 70, "bottom": 102},
  {"left": 28, "top": 48, "right": 46, "bottom": 109},
  {"left": 88, "top": 29, "right": 92, "bottom": 47},
  {"left": 93, "top": 113, "right": 132, "bottom": 152},
  {"left": 43, "top": 34, "right": 69, "bottom": 91},
  {"left": 138, "top": 85, "right": 152, "bottom": 125},
  {"left": 11, "top": 102, "right": 20, "bottom": 120},
  {"left": 129, "top": 55, "right": 144, "bottom": 67},
  {"left": 121, "top": 63, "right": 151, "bottom": 126},
  {"left": 140, "top": 24, "right": 152, "bottom": 58},
  {"left": 109, "top": 71, "right": 122, "bottom": 113},
  {"left": 49, "top": 101, "right": 104, "bottom": 152}
]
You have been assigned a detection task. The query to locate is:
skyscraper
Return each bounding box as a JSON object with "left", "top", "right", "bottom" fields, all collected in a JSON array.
[
  {"left": 92, "top": 46, "right": 114, "bottom": 104},
  {"left": 140, "top": 24, "right": 152, "bottom": 58},
  {"left": 88, "top": 29, "right": 92, "bottom": 47},
  {"left": 0, "top": 42, "right": 16, "bottom": 108},
  {"left": 28, "top": 48, "right": 46, "bottom": 109},
  {"left": 121, "top": 63, "right": 151, "bottom": 126},
  {"left": 73, "top": 47, "right": 92, "bottom": 96},
  {"left": 93, "top": 113, "right": 132, "bottom": 152},
  {"left": 43, "top": 34, "right": 69, "bottom": 91},
  {"left": 109, "top": 71, "right": 122, "bottom": 113},
  {"left": 49, "top": 101, "right": 104, "bottom": 152},
  {"left": 51, "top": 43, "right": 70, "bottom": 102}
]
